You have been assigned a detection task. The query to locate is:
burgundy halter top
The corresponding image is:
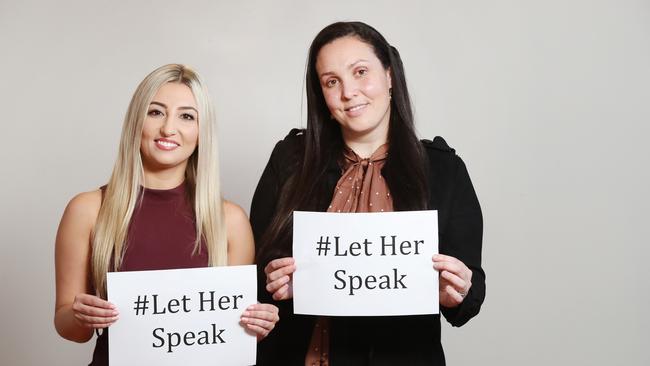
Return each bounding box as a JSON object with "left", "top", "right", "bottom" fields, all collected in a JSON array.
[{"left": 90, "top": 182, "right": 207, "bottom": 365}]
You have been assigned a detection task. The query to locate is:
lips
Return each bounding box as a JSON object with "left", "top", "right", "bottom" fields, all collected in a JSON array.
[
  {"left": 155, "top": 138, "right": 180, "bottom": 150},
  {"left": 344, "top": 103, "right": 369, "bottom": 117}
]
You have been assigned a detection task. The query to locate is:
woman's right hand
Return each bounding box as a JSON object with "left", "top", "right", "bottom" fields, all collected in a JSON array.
[
  {"left": 72, "top": 294, "right": 119, "bottom": 329},
  {"left": 264, "top": 257, "right": 296, "bottom": 300}
]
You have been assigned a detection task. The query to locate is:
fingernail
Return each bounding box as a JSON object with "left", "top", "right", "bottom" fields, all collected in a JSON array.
[{"left": 241, "top": 317, "right": 249, "bottom": 322}]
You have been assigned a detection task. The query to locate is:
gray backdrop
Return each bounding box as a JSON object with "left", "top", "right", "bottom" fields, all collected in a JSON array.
[{"left": 1, "top": 0, "right": 648, "bottom": 365}]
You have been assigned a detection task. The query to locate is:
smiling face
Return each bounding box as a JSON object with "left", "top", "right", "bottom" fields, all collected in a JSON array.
[
  {"left": 316, "top": 36, "right": 392, "bottom": 144},
  {"left": 139, "top": 82, "right": 199, "bottom": 176}
]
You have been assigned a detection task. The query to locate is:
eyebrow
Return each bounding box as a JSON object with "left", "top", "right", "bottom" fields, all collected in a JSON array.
[
  {"left": 149, "top": 101, "right": 198, "bottom": 114},
  {"left": 319, "top": 59, "right": 370, "bottom": 78}
]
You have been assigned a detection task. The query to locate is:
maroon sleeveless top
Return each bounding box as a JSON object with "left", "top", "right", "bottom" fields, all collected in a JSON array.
[{"left": 90, "top": 182, "right": 208, "bottom": 366}]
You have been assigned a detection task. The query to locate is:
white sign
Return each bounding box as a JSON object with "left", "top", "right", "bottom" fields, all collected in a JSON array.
[
  {"left": 293, "top": 210, "right": 439, "bottom": 316},
  {"left": 107, "top": 265, "right": 257, "bottom": 366}
]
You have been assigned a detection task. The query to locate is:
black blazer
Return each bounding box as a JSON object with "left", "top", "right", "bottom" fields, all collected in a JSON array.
[{"left": 251, "top": 129, "right": 485, "bottom": 365}]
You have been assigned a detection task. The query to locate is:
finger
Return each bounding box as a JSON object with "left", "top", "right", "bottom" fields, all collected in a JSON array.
[
  {"left": 264, "top": 257, "right": 295, "bottom": 274},
  {"left": 267, "top": 265, "right": 296, "bottom": 283},
  {"left": 266, "top": 275, "right": 291, "bottom": 293},
  {"left": 246, "top": 303, "right": 279, "bottom": 314},
  {"left": 73, "top": 301, "right": 119, "bottom": 317},
  {"left": 440, "top": 270, "right": 467, "bottom": 290},
  {"left": 76, "top": 294, "right": 117, "bottom": 310},
  {"left": 74, "top": 312, "right": 119, "bottom": 327},
  {"left": 433, "top": 261, "right": 463, "bottom": 275},
  {"left": 242, "top": 310, "right": 279, "bottom": 322},
  {"left": 432, "top": 254, "right": 466, "bottom": 265},
  {"left": 443, "top": 284, "right": 465, "bottom": 303},
  {"left": 241, "top": 314, "right": 276, "bottom": 329},
  {"left": 272, "top": 284, "right": 290, "bottom": 301},
  {"left": 244, "top": 323, "right": 270, "bottom": 338}
]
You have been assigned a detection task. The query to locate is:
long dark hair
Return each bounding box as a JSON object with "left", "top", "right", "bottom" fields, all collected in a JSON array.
[{"left": 257, "top": 21, "right": 429, "bottom": 265}]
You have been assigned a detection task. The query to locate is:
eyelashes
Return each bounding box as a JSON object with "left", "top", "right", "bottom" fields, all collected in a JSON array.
[
  {"left": 147, "top": 109, "right": 196, "bottom": 121},
  {"left": 323, "top": 68, "right": 369, "bottom": 88},
  {"left": 180, "top": 113, "right": 196, "bottom": 121}
]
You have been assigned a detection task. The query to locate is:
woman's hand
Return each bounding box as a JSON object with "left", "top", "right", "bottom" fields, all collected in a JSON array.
[
  {"left": 71, "top": 294, "right": 119, "bottom": 329},
  {"left": 433, "top": 254, "right": 472, "bottom": 308},
  {"left": 264, "top": 257, "right": 296, "bottom": 300},
  {"left": 240, "top": 303, "right": 279, "bottom": 341}
]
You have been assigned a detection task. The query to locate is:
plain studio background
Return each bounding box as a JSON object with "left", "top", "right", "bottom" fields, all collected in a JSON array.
[{"left": 1, "top": 1, "right": 648, "bottom": 365}]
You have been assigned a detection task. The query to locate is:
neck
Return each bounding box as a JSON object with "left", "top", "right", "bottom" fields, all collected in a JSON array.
[
  {"left": 342, "top": 125, "right": 389, "bottom": 159},
  {"left": 142, "top": 163, "right": 187, "bottom": 189}
]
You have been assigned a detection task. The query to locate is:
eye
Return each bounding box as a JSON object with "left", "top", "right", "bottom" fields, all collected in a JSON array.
[
  {"left": 180, "top": 113, "right": 196, "bottom": 121},
  {"left": 325, "top": 78, "right": 338, "bottom": 88},
  {"left": 355, "top": 68, "right": 368, "bottom": 77},
  {"left": 147, "top": 109, "right": 163, "bottom": 117}
]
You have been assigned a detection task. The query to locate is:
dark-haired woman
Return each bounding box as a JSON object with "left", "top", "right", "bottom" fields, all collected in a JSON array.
[{"left": 251, "top": 22, "right": 485, "bottom": 365}]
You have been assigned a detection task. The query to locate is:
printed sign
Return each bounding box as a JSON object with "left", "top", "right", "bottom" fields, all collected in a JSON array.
[
  {"left": 293, "top": 211, "right": 439, "bottom": 316},
  {"left": 107, "top": 265, "right": 257, "bottom": 366}
]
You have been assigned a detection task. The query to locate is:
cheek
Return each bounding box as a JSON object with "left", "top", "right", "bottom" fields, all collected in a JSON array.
[
  {"left": 141, "top": 118, "right": 156, "bottom": 139},
  {"left": 188, "top": 126, "right": 199, "bottom": 147},
  {"left": 361, "top": 78, "right": 386, "bottom": 98},
  {"left": 322, "top": 89, "right": 340, "bottom": 112}
]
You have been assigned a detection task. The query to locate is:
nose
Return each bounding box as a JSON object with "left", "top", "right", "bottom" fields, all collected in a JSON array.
[
  {"left": 341, "top": 79, "right": 358, "bottom": 100},
  {"left": 160, "top": 116, "right": 177, "bottom": 136}
]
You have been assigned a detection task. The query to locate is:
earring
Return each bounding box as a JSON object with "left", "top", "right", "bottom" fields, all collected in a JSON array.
[{"left": 389, "top": 88, "right": 393, "bottom": 98}]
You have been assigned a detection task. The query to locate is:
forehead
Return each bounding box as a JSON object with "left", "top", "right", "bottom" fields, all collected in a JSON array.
[
  {"left": 152, "top": 82, "right": 197, "bottom": 107},
  {"left": 316, "top": 36, "right": 380, "bottom": 74}
]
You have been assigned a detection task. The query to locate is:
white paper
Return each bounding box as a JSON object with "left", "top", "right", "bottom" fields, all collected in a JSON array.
[
  {"left": 107, "top": 265, "right": 257, "bottom": 366},
  {"left": 292, "top": 210, "right": 439, "bottom": 316}
]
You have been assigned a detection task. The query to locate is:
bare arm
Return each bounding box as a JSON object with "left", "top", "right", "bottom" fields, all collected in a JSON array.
[
  {"left": 54, "top": 190, "right": 117, "bottom": 342},
  {"left": 224, "top": 201, "right": 255, "bottom": 266},
  {"left": 223, "top": 200, "right": 278, "bottom": 341}
]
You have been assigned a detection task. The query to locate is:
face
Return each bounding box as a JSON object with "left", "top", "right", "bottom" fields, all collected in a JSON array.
[
  {"left": 140, "top": 82, "right": 199, "bottom": 174},
  {"left": 316, "top": 36, "right": 392, "bottom": 142}
]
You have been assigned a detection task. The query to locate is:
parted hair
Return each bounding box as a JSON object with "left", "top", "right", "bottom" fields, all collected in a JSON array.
[
  {"left": 257, "top": 22, "right": 429, "bottom": 265},
  {"left": 92, "top": 64, "right": 227, "bottom": 297}
]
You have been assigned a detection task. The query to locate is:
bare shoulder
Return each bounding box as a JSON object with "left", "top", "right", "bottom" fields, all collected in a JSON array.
[
  {"left": 223, "top": 200, "right": 250, "bottom": 227},
  {"left": 56, "top": 189, "right": 103, "bottom": 256},
  {"left": 223, "top": 200, "right": 254, "bottom": 265},
  {"left": 63, "top": 189, "right": 102, "bottom": 226}
]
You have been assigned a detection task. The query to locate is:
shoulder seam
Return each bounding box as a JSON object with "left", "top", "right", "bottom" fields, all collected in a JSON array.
[{"left": 421, "top": 136, "right": 455, "bottom": 153}]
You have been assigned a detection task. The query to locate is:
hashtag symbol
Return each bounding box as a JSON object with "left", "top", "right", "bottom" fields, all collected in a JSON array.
[
  {"left": 316, "top": 236, "right": 331, "bottom": 256},
  {"left": 133, "top": 295, "right": 149, "bottom": 316}
]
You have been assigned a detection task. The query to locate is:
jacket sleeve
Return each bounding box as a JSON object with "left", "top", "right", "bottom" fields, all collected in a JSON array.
[
  {"left": 250, "top": 141, "right": 283, "bottom": 304},
  {"left": 440, "top": 155, "right": 485, "bottom": 327}
]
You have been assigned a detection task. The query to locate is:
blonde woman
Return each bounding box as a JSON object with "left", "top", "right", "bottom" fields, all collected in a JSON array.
[{"left": 54, "top": 64, "right": 278, "bottom": 365}]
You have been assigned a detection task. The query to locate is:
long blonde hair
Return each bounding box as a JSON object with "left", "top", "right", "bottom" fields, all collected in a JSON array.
[{"left": 92, "top": 64, "right": 227, "bottom": 297}]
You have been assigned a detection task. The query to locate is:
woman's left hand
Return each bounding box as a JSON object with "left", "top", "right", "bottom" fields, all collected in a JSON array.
[
  {"left": 433, "top": 254, "right": 472, "bottom": 308},
  {"left": 240, "top": 303, "right": 279, "bottom": 341}
]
